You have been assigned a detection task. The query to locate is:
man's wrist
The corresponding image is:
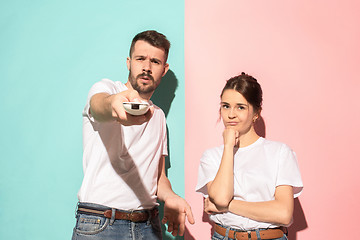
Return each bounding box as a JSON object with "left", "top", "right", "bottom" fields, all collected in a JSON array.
[{"left": 161, "top": 192, "right": 178, "bottom": 202}]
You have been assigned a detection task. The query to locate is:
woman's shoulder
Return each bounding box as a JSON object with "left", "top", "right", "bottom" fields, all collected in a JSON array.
[
  {"left": 261, "top": 138, "right": 294, "bottom": 153},
  {"left": 201, "top": 145, "right": 224, "bottom": 160}
]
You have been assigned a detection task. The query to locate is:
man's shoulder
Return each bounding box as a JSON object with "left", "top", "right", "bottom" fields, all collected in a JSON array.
[
  {"left": 99, "top": 78, "right": 126, "bottom": 89},
  {"left": 90, "top": 79, "right": 127, "bottom": 94}
]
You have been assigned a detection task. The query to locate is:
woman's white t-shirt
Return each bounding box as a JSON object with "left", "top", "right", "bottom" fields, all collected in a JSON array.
[{"left": 196, "top": 137, "right": 303, "bottom": 230}]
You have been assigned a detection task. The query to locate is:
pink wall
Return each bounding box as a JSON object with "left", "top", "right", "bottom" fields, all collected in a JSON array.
[{"left": 185, "top": 1, "right": 360, "bottom": 239}]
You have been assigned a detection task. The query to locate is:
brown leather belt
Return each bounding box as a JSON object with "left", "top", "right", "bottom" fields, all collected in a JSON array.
[
  {"left": 215, "top": 224, "right": 287, "bottom": 240},
  {"left": 77, "top": 207, "right": 158, "bottom": 223}
]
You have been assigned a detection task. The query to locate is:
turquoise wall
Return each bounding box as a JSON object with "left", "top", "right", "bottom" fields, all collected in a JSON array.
[{"left": 0, "top": 1, "right": 184, "bottom": 239}]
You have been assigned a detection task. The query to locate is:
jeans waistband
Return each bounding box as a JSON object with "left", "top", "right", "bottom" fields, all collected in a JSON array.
[
  {"left": 76, "top": 202, "right": 159, "bottom": 223},
  {"left": 77, "top": 202, "right": 157, "bottom": 212}
]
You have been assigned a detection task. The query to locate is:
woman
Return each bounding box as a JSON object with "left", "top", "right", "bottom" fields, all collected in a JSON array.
[{"left": 196, "top": 73, "right": 303, "bottom": 240}]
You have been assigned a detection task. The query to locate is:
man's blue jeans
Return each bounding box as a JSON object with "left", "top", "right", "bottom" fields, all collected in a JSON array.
[{"left": 72, "top": 202, "right": 162, "bottom": 240}]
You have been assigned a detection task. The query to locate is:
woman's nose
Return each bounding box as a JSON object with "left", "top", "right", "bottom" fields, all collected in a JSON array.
[{"left": 228, "top": 108, "right": 236, "bottom": 118}]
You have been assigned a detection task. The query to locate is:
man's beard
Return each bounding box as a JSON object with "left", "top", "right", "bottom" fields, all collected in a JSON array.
[{"left": 128, "top": 71, "right": 159, "bottom": 94}]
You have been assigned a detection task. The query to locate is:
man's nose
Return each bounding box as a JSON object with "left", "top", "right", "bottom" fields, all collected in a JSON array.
[{"left": 142, "top": 60, "right": 152, "bottom": 73}]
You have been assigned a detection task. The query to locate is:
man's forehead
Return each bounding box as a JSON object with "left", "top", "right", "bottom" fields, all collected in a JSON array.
[{"left": 132, "top": 41, "right": 166, "bottom": 57}]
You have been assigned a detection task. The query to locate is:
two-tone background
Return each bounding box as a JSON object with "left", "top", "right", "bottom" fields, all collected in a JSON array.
[{"left": 1, "top": 1, "right": 359, "bottom": 239}]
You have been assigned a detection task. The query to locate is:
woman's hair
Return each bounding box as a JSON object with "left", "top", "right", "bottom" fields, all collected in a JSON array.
[{"left": 221, "top": 72, "right": 263, "bottom": 113}]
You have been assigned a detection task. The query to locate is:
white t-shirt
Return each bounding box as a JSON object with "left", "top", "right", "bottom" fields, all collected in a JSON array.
[
  {"left": 77, "top": 79, "right": 168, "bottom": 210},
  {"left": 196, "top": 137, "right": 303, "bottom": 230}
]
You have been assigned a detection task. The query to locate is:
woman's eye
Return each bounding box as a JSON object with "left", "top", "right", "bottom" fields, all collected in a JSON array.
[{"left": 221, "top": 105, "right": 229, "bottom": 109}]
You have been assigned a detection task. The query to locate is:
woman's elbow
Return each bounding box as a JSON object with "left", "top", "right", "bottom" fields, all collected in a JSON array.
[
  {"left": 277, "top": 209, "right": 293, "bottom": 225},
  {"left": 209, "top": 196, "right": 231, "bottom": 210}
]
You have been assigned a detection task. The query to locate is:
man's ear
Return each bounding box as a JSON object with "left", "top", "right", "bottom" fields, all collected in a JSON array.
[
  {"left": 162, "top": 63, "right": 169, "bottom": 77},
  {"left": 126, "top": 57, "right": 130, "bottom": 71}
]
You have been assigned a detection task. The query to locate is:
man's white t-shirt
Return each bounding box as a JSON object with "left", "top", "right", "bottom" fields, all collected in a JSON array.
[
  {"left": 196, "top": 137, "right": 303, "bottom": 230},
  {"left": 77, "top": 79, "right": 168, "bottom": 210}
]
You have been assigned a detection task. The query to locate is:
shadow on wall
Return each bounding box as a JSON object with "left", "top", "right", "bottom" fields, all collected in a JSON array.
[
  {"left": 256, "top": 116, "right": 308, "bottom": 239},
  {"left": 151, "top": 69, "right": 178, "bottom": 118},
  {"left": 288, "top": 198, "right": 308, "bottom": 239},
  {"left": 151, "top": 70, "right": 181, "bottom": 239},
  {"left": 151, "top": 70, "right": 178, "bottom": 176},
  {"left": 254, "top": 116, "right": 266, "bottom": 138}
]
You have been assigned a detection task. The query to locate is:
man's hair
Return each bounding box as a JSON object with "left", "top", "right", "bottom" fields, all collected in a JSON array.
[{"left": 129, "top": 30, "right": 171, "bottom": 61}]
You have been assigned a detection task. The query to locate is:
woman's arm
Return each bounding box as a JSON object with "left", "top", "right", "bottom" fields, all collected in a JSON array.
[
  {"left": 204, "top": 185, "right": 294, "bottom": 225},
  {"left": 207, "top": 128, "right": 239, "bottom": 210},
  {"left": 228, "top": 185, "right": 294, "bottom": 225}
]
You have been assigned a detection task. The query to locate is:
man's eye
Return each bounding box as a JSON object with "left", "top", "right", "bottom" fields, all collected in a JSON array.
[
  {"left": 221, "top": 105, "right": 229, "bottom": 109},
  {"left": 152, "top": 60, "right": 160, "bottom": 64}
]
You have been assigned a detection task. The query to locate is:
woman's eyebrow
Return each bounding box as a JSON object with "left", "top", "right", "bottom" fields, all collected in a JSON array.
[
  {"left": 236, "top": 103, "right": 248, "bottom": 106},
  {"left": 221, "top": 102, "right": 248, "bottom": 105}
]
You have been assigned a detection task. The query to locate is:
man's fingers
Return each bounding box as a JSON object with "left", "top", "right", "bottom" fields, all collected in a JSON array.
[
  {"left": 172, "top": 225, "right": 179, "bottom": 236},
  {"left": 185, "top": 206, "right": 195, "bottom": 225},
  {"left": 114, "top": 107, "right": 126, "bottom": 121},
  {"left": 127, "top": 90, "right": 141, "bottom": 102},
  {"left": 161, "top": 216, "right": 168, "bottom": 224},
  {"left": 167, "top": 222, "right": 173, "bottom": 233},
  {"left": 177, "top": 221, "right": 185, "bottom": 236},
  {"left": 175, "top": 211, "right": 186, "bottom": 236}
]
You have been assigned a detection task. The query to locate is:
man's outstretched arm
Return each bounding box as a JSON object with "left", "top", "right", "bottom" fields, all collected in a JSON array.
[{"left": 90, "top": 90, "right": 153, "bottom": 125}]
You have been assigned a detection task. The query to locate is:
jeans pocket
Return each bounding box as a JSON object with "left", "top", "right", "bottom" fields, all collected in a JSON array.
[
  {"left": 149, "top": 217, "right": 162, "bottom": 234},
  {"left": 212, "top": 231, "right": 226, "bottom": 240},
  {"left": 74, "top": 214, "right": 109, "bottom": 235},
  {"left": 272, "top": 234, "right": 288, "bottom": 240}
]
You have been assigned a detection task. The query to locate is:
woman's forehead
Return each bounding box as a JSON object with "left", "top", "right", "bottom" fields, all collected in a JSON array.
[{"left": 221, "top": 89, "right": 248, "bottom": 103}]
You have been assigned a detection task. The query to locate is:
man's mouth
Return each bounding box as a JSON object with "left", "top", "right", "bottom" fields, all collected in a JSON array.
[{"left": 137, "top": 73, "right": 154, "bottom": 82}]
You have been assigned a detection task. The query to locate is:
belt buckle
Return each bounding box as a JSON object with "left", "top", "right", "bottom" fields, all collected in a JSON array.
[
  {"left": 247, "top": 230, "right": 252, "bottom": 240},
  {"left": 127, "top": 210, "right": 135, "bottom": 221}
]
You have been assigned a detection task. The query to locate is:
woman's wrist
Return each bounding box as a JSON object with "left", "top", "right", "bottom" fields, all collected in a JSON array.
[{"left": 223, "top": 144, "right": 235, "bottom": 150}]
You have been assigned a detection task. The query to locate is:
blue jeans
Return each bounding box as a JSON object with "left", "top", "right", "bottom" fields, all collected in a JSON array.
[
  {"left": 72, "top": 202, "right": 162, "bottom": 240},
  {"left": 212, "top": 224, "right": 288, "bottom": 240}
]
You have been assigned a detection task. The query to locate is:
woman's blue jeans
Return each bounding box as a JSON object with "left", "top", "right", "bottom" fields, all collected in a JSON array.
[{"left": 72, "top": 202, "right": 162, "bottom": 240}]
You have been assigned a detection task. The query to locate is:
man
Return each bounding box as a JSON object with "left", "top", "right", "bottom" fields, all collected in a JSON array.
[{"left": 72, "top": 30, "right": 194, "bottom": 240}]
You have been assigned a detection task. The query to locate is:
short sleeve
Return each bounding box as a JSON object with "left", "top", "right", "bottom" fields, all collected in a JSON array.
[
  {"left": 82, "top": 79, "right": 124, "bottom": 122},
  {"left": 277, "top": 144, "right": 304, "bottom": 198},
  {"left": 160, "top": 109, "right": 168, "bottom": 157},
  {"left": 195, "top": 149, "right": 221, "bottom": 197}
]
